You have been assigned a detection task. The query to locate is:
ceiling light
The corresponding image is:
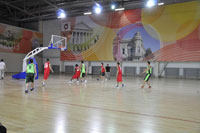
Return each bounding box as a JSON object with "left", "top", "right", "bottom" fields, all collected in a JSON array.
[
  {"left": 57, "top": 9, "right": 66, "bottom": 19},
  {"left": 111, "top": 4, "right": 116, "bottom": 10},
  {"left": 93, "top": 3, "right": 102, "bottom": 14},
  {"left": 115, "top": 8, "right": 125, "bottom": 11},
  {"left": 146, "top": 0, "right": 156, "bottom": 8},
  {"left": 158, "top": 2, "right": 164, "bottom": 5},
  {"left": 84, "top": 12, "right": 92, "bottom": 15}
]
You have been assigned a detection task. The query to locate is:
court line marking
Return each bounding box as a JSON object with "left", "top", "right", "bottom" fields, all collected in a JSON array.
[
  {"left": 3, "top": 93, "right": 200, "bottom": 124},
  {"left": 32, "top": 97, "right": 200, "bottom": 124}
]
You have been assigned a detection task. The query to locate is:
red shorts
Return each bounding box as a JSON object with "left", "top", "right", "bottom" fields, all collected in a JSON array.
[
  {"left": 72, "top": 71, "right": 80, "bottom": 79},
  {"left": 117, "top": 73, "right": 122, "bottom": 82},
  {"left": 44, "top": 71, "right": 50, "bottom": 80}
]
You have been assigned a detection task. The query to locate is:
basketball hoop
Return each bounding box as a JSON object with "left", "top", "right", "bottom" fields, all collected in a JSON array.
[
  {"left": 48, "top": 35, "right": 67, "bottom": 50},
  {"left": 60, "top": 46, "right": 66, "bottom": 51}
]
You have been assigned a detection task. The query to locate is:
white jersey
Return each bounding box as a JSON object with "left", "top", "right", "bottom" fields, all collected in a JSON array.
[{"left": 0, "top": 62, "right": 6, "bottom": 70}]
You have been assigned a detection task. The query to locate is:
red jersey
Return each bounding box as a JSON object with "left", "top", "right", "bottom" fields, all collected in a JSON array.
[
  {"left": 118, "top": 65, "right": 122, "bottom": 74},
  {"left": 75, "top": 66, "right": 80, "bottom": 72},
  {"left": 117, "top": 65, "right": 122, "bottom": 82},
  {"left": 72, "top": 66, "right": 80, "bottom": 79},
  {"left": 44, "top": 61, "right": 50, "bottom": 80},
  {"left": 44, "top": 61, "right": 50, "bottom": 72},
  {"left": 101, "top": 65, "right": 105, "bottom": 72}
]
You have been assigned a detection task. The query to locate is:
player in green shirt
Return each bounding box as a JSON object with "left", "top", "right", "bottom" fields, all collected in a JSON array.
[
  {"left": 25, "top": 59, "right": 37, "bottom": 93},
  {"left": 80, "top": 60, "right": 87, "bottom": 83},
  {"left": 141, "top": 61, "right": 152, "bottom": 89}
]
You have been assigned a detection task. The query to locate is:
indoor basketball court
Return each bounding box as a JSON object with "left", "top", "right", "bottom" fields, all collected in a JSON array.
[{"left": 0, "top": 0, "right": 200, "bottom": 133}]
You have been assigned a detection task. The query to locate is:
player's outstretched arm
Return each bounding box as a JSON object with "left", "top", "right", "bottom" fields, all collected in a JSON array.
[
  {"left": 142, "top": 67, "right": 148, "bottom": 74},
  {"left": 49, "top": 64, "right": 54, "bottom": 73}
]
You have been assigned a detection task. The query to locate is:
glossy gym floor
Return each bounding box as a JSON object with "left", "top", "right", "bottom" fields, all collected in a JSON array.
[{"left": 0, "top": 74, "right": 200, "bottom": 133}]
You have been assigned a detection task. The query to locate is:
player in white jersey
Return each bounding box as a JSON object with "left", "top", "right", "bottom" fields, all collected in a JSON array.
[{"left": 0, "top": 59, "right": 7, "bottom": 80}]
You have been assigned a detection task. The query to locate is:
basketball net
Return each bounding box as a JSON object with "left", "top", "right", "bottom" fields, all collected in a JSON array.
[
  {"left": 49, "top": 35, "right": 67, "bottom": 51},
  {"left": 59, "top": 46, "right": 66, "bottom": 51}
]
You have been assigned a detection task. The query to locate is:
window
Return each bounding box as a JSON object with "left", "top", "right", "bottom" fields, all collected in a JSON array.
[{"left": 122, "top": 48, "right": 125, "bottom": 55}]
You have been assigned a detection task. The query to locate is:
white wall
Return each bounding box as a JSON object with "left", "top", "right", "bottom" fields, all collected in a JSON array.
[
  {"left": 90, "top": 61, "right": 150, "bottom": 75},
  {"left": 159, "top": 62, "right": 200, "bottom": 78},
  {"left": 89, "top": 61, "right": 200, "bottom": 78},
  {"left": 0, "top": 52, "right": 42, "bottom": 73},
  {"left": 43, "top": 19, "right": 61, "bottom": 58},
  {"left": 42, "top": 19, "right": 63, "bottom": 72}
]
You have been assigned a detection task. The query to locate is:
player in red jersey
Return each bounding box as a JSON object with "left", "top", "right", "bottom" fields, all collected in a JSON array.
[
  {"left": 97, "top": 63, "right": 106, "bottom": 81},
  {"left": 69, "top": 64, "right": 81, "bottom": 83},
  {"left": 116, "top": 62, "right": 124, "bottom": 88},
  {"left": 43, "top": 59, "right": 54, "bottom": 86}
]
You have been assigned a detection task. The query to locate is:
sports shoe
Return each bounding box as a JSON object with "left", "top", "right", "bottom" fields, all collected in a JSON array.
[
  {"left": 76, "top": 81, "right": 80, "bottom": 84},
  {"left": 122, "top": 84, "right": 124, "bottom": 88},
  {"left": 25, "top": 90, "right": 28, "bottom": 93},
  {"left": 68, "top": 81, "right": 73, "bottom": 84},
  {"left": 84, "top": 80, "right": 87, "bottom": 83},
  {"left": 141, "top": 86, "right": 144, "bottom": 88},
  {"left": 42, "top": 82, "right": 45, "bottom": 86},
  {"left": 30, "top": 88, "right": 34, "bottom": 91},
  {"left": 148, "top": 86, "right": 152, "bottom": 89},
  {"left": 116, "top": 86, "right": 119, "bottom": 88}
]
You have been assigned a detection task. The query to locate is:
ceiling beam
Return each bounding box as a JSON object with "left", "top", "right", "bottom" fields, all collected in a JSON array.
[
  {"left": 0, "top": 14, "right": 20, "bottom": 22},
  {"left": 30, "top": 0, "right": 105, "bottom": 14},
  {"left": 7, "top": 0, "right": 24, "bottom": 4},
  {"left": 16, "top": 0, "right": 145, "bottom": 21},
  {"left": 0, "top": 0, "right": 38, "bottom": 18},
  {"left": 42, "top": 0, "right": 59, "bottom": 10},
  {"left": 6, "top": 4, "right": 14, "bottom": 17},
  {"left": 2, "top": 0, "right": 195, "bottom": 22}
]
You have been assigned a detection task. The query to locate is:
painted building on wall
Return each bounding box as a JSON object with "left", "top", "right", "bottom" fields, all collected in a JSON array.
[
  {"left": 68, "top": 22, "right": 99, "bottom": 53},
  {"left": 127, "top": 32, "right": 146, "bottom": 61},
  {"left": 113, "top": 32, "right": 146, "bottom": 61}
]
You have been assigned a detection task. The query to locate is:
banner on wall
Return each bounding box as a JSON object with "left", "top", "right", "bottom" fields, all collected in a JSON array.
[
  {"left": 61, "top": 1, "right": 200, "bottom": 62},
  {"left": 0, "top": 23, "right": 43, "bottom": 54}
]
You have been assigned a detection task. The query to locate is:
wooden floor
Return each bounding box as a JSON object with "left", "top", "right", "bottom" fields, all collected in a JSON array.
[{"left": 0, "top": 74, "right": 200, "bottom": 133}]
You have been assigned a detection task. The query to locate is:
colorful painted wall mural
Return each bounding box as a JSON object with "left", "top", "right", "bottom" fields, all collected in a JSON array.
[
  {"left": 60, "top": 1, "right": 200, "bottom": 61},
  {"left": 0, "top": 23, "right": 43, "bottom": 54}
]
